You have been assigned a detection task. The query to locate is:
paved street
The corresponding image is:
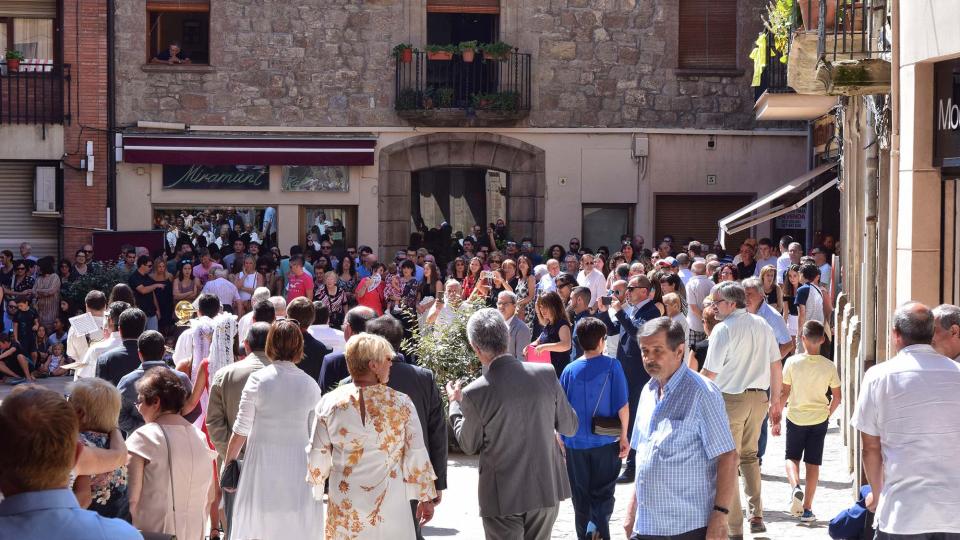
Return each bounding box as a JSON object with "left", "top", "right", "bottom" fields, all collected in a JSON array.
[
  {"left": 4, "top": 379, "right": 856, "bottom": 540},
  {"left": 427, "top": 413, "right": 854, "bottom": 539}
]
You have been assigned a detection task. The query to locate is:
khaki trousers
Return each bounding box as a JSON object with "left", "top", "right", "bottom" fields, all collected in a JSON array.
[{"left": 722, "top": 390, "right": 768, "bottom": 535}]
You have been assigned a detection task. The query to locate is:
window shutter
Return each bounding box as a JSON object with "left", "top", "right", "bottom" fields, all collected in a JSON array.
[
  {"left": 426, "top": 0, "right": 499, "bottom": 14},
  {"left": 678, "top": 0, "right": 737, "bottom": 69},
  {"left": 655, "top": 195, "right": 754, "bottom": 248},
  {"left": 0, "top": 1, "right": 56, "bottom": 18}
]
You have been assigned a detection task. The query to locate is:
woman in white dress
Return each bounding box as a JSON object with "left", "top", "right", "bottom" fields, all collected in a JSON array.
[
  {"left": 223, "top": 320, "right": 324, "bottom": 539},
  {"left": 307, "top": 333, "right": 437, "bottom": 539}
]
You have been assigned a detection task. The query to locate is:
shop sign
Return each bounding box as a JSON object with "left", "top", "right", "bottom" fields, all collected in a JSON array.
[
  {"left": 281, "top": 165, "right": 349, "bottom": 192},
  {"left": 934, "top": 58, "right": 960, "bottom": 168},
  {"left": 162, "top": 165, "right": 269, "bottom": 190},
  {"left": 775, "top": 207, "right": 807, "bottom": 230}
]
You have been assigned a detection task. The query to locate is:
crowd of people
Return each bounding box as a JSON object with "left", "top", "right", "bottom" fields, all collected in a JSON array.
[{"left": 1, "top": 222, "right": 959, "bottom": 540}]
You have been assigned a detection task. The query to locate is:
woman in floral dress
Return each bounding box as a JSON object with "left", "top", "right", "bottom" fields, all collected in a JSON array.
[
  {"left": 516, "top": 255, "right": 537, "bottom": 328},
  {"left": 307, "top": 333, "right": 437, "bottom": 539}
]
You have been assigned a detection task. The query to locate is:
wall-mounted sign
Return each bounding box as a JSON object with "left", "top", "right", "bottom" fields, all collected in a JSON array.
[
  {"left": 162, "top": 165, "right": 269, "bottom": 190},
  {"left": 934, "top": 59, "right": 960, "bottom": 168},
  {"left": 281, "top": 165, "right": 349, "bottom": 192}
]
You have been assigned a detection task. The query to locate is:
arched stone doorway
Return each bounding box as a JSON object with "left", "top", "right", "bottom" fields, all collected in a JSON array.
[{"left": 377, "top": 133, "right": 546, "bottom": 259}]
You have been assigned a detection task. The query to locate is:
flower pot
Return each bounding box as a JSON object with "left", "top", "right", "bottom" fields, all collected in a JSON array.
[
  {"left": 798, "top": 0, "right": 839, "bottom": 31},
  {"left": 427, "top": 51, "right": 453, "bottom": 61},
  {"left": 461, "top": 49, "right": 475, "bottom": 63},
  {"left": 6, "top": 59, "right": 20, "bottom": 71},
  {"left": 399, "top": 48, "right": 413, "bottom": 63},
  {"left": 483, "top": 52, "right": 508, "bottom": 61}
]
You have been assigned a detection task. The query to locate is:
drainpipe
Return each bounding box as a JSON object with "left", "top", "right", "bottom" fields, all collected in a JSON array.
[
  {"left": 886, "top": 0, "right": 900, "bottom": 360},
  {"left": 106, "top": 0, "right": 117, "bottom": 230},
  {"left": 861, "top": 97, "right": 879, "bottom": 371}
]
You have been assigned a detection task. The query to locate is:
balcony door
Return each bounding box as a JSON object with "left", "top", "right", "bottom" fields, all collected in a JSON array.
[
  {"left": 425, "top": 8, "right": 499, "bottom": 107},
  {"left": 411, "top": 167, "right": 506, "bottom": 240}
]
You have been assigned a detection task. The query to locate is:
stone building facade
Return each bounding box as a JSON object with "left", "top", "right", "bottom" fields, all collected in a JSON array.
[{"left": 113, "top": 0, "right": 811, "bottom": 258}]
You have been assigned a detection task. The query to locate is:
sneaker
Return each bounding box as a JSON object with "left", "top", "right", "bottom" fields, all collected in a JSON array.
[
  {"left": 6, "top": 377, "right": 26, "bottom": 385},
  {"left": 616, "top": 469, "right": 635, "bottom": 484},
  {"left": 800, "top": 509, "right": 816, "bottom": 523},
  {"left": 790, "top": 486, "right": 805, "bottom": 516},
  {"left": 749, "top": 517, "right": 767, "bottom": 533}
]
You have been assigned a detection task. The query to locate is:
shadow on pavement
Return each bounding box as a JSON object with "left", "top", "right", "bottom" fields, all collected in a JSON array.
[{"left": 422, "top": 526, "right": 460, "bottom": 536}]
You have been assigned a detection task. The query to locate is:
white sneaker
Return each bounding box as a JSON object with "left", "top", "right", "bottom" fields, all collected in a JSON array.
[{"left": 790, "top": 486, "right": 804, "bottom": 517}]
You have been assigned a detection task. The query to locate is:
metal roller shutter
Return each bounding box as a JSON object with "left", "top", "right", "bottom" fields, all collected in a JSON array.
[
  {"left": 655, "top": 194, "right": 753, "bottom": 248},
  {"left": 0, "top": 162, "right": 58, "bottom": 258},
  {"left": 0, "top": 0, "right": 56, "bottom": 18}
]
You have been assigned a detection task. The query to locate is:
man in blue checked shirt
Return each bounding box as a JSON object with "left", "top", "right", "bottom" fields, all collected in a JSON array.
[{"left": 624, "top": 317, "right": 739, "bottom": 540}]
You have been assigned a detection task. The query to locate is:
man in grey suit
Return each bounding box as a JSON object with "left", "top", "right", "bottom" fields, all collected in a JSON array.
[
  {"left": 497, "top": 291, "right": 532, "bottom": 358},
  {"left": 447, "top": 308, "right": 578, "bottom": 540}
]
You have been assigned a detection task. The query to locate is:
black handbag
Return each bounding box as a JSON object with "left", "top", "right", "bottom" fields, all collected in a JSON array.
[
  {"left": 221, "top": 459, "right": 241, "bottom": 490},
  {"left": 590, "top": 359, "right": 623, "bottom": 438}
]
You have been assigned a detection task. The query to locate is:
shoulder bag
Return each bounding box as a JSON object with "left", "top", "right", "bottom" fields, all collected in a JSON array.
[
  {"left": 140, "top": 424, "right": 178, "bottom": 540},
  {"left": 590, "top": 358, "right": 622, "bottom": 437}
]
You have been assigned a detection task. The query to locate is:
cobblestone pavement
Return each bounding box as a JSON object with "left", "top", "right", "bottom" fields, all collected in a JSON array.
[
  {"left": 2, "top": 380, "right": 856, "bottom": 539},
  {"left": 427, "top": 413, "right": 854, "bottom": 539}
]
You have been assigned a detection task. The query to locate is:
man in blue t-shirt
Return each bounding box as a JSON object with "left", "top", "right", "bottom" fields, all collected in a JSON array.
[{"left": 559, "top": 317, "right": 630, "bottom": 540}]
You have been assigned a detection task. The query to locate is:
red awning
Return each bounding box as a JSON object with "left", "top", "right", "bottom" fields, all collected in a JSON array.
[{"left": 120, "top": 134, "right": 377, "bottom": 166}]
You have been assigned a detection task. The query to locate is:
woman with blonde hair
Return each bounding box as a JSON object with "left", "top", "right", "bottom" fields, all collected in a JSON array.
[
  {"left": 225, "top": 320, "right": 324, "bottom": 539},
  {"left": 759, "top": 264, "right": 784, "bottom": 315},
  {"left": 69, "top": 378, "right": 129, "bottom": 519},
  {"left": 307, "top": 333, "right": 437, "bottom": 539}
]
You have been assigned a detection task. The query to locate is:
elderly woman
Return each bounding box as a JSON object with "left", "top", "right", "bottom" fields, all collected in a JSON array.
[
  {"left": 225, "top": 319, "right": 324, "bottom": 539},
  {"left": 307, "top": 333, "right": 437, "bottom": 539},
  {"left": 126, "top": 368, "right": 216, "bottom": 540}
]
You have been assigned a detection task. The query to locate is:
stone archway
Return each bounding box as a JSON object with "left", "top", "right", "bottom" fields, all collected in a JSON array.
[{"left": 378, "top": 133, "right": 546, "bottom": 259}]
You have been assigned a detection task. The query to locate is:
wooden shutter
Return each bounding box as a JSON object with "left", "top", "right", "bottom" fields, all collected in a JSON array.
[
  {"left": 146, "top": 0, "right": 209, "bottom": 12},
  {"left": 655, "top": 194, "right": 753, "bottom": 247},
  {"left": 678, "top": 0, "right": 738, "bottom": 69},
  {"left": 427, "top": 0, "right": 499, "bottom": 14},
  {"left": 0, "top": 1, "right": 56, "bottom": 18}
]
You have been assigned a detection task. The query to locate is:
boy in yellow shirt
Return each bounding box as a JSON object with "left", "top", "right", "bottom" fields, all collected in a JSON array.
[{"left": 779, "top": 320, "right": 841, "bottom": 523}]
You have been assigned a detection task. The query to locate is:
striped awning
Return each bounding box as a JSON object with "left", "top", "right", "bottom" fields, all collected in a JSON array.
[{"left": 120, "top": 134, "right": 377, "bottom": 166}]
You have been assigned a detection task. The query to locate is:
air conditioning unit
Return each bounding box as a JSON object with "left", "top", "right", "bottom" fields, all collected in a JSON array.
[{"left": 34, "top": 166, "right": 59, "bottom": 216}]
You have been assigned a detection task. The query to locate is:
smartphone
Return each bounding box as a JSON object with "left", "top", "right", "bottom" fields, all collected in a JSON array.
[
  {"left": 600, "top": 296, "right": 613, "bottom": 307},
  {"left": 482, "top": 271, "right": 495, "bottom": 280}
]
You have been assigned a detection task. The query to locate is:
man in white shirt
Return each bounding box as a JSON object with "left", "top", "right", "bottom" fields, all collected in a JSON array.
[
  {"left": 307, "top": 304, "right": 346, "bottom": 356},
  {"left": 76, "top": 301, "right": 129, "bottom": 380},
  {"left": 66, "top": 291, "right": 107, "bottom": 372},
  {"left": 575, "top": 253, "right": 606, "bottom": 309},
  {"left": 932, "top": 304, "right": 960, "bottom": 361},
  {"left": 684, "top": 261, "right": 714, "bottom": 349},
  {"left": 852, "top": 302, "right": 960, "bottom": 539},
  {"left": 538, "top": 259, "right": 561, "bottom": 294},
  {"left": 702, "top": 281, "right": 783, "bottom": 537},
  {"left": 811, "top": 247, "right": 831, "bottom": 291},
  {"left": 201, "top": 268, "right": 240, "bottom": 313},
  {"left": 775, "top": 236, "right": 794, "bottom": 285}
]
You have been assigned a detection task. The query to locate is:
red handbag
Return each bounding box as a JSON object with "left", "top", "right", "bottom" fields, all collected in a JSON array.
[{"left": 524, "top": 344, "right": 551, "bottom": 363}]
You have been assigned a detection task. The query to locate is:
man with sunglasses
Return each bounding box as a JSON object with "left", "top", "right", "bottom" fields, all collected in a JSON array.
[
  {"left": 0, "top": 250, "right": 14, "bottom": 288},
  {"left": 597, "top": 275, "right": 662, "bottom": 483},
  {"left": 128, "top": 256, "right": 164, "bottom": 331}
]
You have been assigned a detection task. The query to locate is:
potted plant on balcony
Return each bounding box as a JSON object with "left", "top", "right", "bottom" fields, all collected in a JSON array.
[
  {"left": 5, "top": 49, "right": 24, "bottom": 72},
  {"left": 392, "top": 43, "right": 414, "bottom": 64},
  {"left": 458, "top": 41, "right": 478, "bottom": 63},
  {"left": 425, "top": 44, "right": 456, "bottom": 61},
  {"left": 437, "top": 87, "right": 455, "bottom": 108},
  {"left": 396, "top": 88, "right": 420, "bottom": 110},
  {"left": 764, "top": 0, "right": 794, "bottom": 63},
  {"left": 480, "top": 41, "right": 513, "bottom": 61}
]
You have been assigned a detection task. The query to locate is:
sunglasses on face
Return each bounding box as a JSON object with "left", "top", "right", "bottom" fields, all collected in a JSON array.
[{"left": 627, "top": 286, "right": 647, "bottom": 292}]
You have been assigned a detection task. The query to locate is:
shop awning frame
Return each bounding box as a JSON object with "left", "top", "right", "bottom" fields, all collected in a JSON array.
[
  {"left": 718, "top": 161, "right": 839, "bottom": 249},
  {"left": 120, "top": 134, "right": 377, "bottom": 166}
]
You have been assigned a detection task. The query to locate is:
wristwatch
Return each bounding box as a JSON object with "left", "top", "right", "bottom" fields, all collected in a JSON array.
[{"left": 713, "top": 505, "right": 729, "bottom": 515}]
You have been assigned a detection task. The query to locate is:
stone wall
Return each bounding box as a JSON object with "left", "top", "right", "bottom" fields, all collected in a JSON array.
[{"left": 115, "top": 0, "right": 767, "bottom": 129}]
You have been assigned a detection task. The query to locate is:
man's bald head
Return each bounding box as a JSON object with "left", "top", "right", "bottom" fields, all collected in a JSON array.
[
  {"left": 892, "top": 301, "right": 935, "bottom": 351},
  {"left": 692, "top": 261, "right": 707, "bottom": 275}
]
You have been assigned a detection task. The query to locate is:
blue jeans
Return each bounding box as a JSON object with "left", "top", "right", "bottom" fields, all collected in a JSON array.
[
  {"left": 566, "top": 442, "right": 621, "bottom": 540},
  {"left": 145, "top": 315, "right": 158, "bottom": 332}
]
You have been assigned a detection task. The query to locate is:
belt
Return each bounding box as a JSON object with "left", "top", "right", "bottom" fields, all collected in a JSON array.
[{"left": 744, "top": 388, "right": 767, "bottom": 392}]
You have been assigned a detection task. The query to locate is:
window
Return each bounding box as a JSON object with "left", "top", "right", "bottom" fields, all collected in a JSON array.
[
  {"left": 677, "top": 0, "right": 737, "bottom": 70},
  {"left": 301, "top": 206, "right": 357, "bottom": 254},
  {"left": 582, "top": 205, "right": 633, "bottom": 254},
  {"left": 147, "top": 1, "right": 210, "bottom": 65},
  {"left": 0, "top": 17, "right": 55, "bottom": 63}
]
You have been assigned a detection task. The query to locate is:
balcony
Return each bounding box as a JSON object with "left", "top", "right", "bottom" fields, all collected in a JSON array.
[
  {"left": 394, "top": 50, "right": 531, "bottom": 127},
  {"left": 754, "top": 30, "right": 836, "bottom": 121},
  {"left": 786, "top": 0, "right": 890, "bottom": 96},
  {"left": 0, "top": 64, "right": 71, "bottom": 125}
]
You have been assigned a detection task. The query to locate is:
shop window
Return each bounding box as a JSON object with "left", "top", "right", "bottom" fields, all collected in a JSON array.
[
  {"left": 152, "top": 206, "right": 277, "bottom": 256},
  {"left": 582, "top": 205, "right": 634, "bottom": 254},
  {"left": 0, "top": 18, "right": 56, "bottom": 64},
  {"left": 677, "top": 0, "right": 737, "bottom": 71},
  {"left": 301, "top": 207, "right": 357, "bottom": 257},
  {"left": 147, "top": 1, "right": 210, "bottom": 65}
]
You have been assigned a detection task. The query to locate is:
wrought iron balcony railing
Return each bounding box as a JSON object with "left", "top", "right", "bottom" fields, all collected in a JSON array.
[
  {"left": 793, "top": 0, "right": 890, "bottom": 62},
  {"left": 0, "top": 64, "right": 71, "bottom": 125},
  {"left": 755, "top": 30, "right": 792, "bottom": 100},
  {"left": 395, "top": 50, "right": 531, "bottom": 116}
]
